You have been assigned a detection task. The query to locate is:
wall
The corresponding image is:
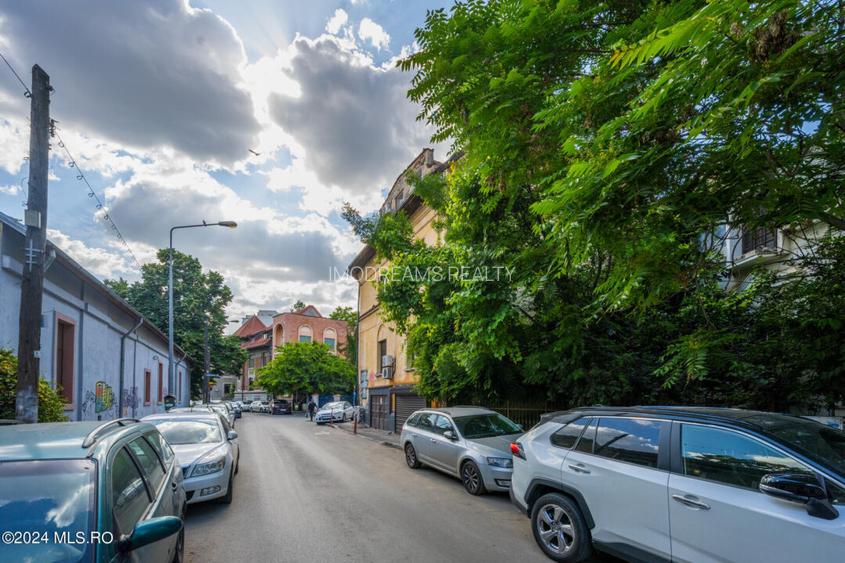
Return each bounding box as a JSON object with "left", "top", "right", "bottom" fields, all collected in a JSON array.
[
  {"left": 271, "top": 311, "right": 349, "bottom": 356},
  {"left": 0, "top": 223, "right": 190, "bottom": 421}
]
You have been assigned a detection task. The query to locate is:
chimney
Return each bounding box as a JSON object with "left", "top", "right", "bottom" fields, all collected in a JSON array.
[{"left": 423, "top": 148, "right": 434, "bottom": 166}]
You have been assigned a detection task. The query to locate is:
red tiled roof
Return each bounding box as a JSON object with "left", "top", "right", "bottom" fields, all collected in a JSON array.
[
  {"left": 234, "top": 315, "right": 268, "bottom": 338},
  {"left": 241, "top": 335, "right": 271, "bottom": 350}
]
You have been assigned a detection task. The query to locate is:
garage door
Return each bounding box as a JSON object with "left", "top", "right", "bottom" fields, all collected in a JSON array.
[
  {"left": 370, "top": 395, "right": 388, "bottom": 431},
  {"left": 395, "top": 394, "right": 426, "bottom": 433}
]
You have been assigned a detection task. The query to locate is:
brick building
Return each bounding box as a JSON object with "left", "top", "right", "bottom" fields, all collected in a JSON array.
[
  {"left": 234, "top": 310, "right": 276, "bottom": 391},
  {"left": 271, "top": 305, "right": 349, "bottom": 357}
]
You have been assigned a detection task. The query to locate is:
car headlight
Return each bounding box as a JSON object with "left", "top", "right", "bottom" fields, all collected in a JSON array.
[
  {"left": 191, "top": 457, "right": 225, "bottom": 477},
  {"left": 486, "top": 457, "right": 513, "bottom": 469}
]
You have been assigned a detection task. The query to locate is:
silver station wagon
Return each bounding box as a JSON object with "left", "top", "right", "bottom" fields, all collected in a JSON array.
[{"left": 400, "top": 407, "right": 523, "bottom": 495}]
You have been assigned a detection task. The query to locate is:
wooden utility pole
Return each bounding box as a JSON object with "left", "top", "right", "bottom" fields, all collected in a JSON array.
[{"left": 16, "top": 65, "right": 51, "bottom": 423}]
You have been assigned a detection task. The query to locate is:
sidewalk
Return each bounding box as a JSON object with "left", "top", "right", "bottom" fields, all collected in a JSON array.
[{"left": 330, "top": 421, "right": 401, "bottom": 449}]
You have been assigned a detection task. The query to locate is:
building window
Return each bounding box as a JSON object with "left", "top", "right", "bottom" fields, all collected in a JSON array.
[
  {"left": 377, "top": 339, "right": 387, "bottom": 374},
  {"left": 157, "top": 363, "right": 163, "bottom": 403},
  {"left": 248, "top": 356, "right": 255, "bottom": 368},
  {"left": 324, "top": 328, "right": 337, "bottom": 352},
  {"left": 55, "top": 318, "right": 75, "bottom": 404},
  {"left": 298, "top": 325, "right": 312, "bottom": 343},
  {"left": 144, "top": 370, "right": 152, "bottom": 405},
  {"left": 741, "top": 226, "right": 777, "bottom": 255}
]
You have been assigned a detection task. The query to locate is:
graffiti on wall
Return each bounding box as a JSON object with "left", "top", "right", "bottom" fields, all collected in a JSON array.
[{"left": 95, "top": 381, "right": 114, "bottom": 413}]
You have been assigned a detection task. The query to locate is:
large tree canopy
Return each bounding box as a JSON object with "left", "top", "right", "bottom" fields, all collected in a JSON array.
[
  {"left": 340, "top": 0, "right": 845, "bottom": 411},
  {"left": 106, "top": 249, "right": 246, "bottom": 398},
  {"left": 257, "top": 342, "right": 355, "bottom": 398}
]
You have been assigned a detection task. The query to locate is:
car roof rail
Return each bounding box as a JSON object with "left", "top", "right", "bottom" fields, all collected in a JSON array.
[{"left": 81, "top": 417, "right": 140, "bottom": 448}]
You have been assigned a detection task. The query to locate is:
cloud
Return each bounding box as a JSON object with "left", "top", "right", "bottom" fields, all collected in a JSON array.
[
  {"left": 325, "top": 9, "right": 348, "bottom": 35},
  {"left": 0, "top": 183, "right": 20, "bottom": 196},
  {"left": 0, "top": 0, "right": 260, "bottom": 165},
  {"left": 268, "top": 35, "right": 443, "bottom": 205},
  {"left": 358, "top": 18, "right": 390, "bottom": 51},
  {"left": 47, "top": 229, "right": 133, "bottom": 279}
]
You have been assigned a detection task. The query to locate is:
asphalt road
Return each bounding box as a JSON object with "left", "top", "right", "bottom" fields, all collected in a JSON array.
[{"left": 183, "top": 412, "right": 549, "bottom": 563}]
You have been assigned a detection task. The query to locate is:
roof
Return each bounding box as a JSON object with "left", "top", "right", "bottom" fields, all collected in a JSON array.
[
  {"left": 541, "top": 405, "right": 807, "bottom": 432},
  {"left": 0, "top": 212, "right": 188, "bottom": 360},
  {"left": 241, "top": 335, "right": 271, "bottom": 350},
  {"left": 142, "top": 411, "right": 219, "bottom": 421},
  {"left": 428, "top": 407, "right": 495, "bottom": 417},
  {"left": 0, "top": 420, "right": 149, "bottom": 461},
  {"left": 273, "top": 305, "right": 333, "bottom": 320},
  {"left": 234, "top": 314, "right": 269, "bottom": 338}
]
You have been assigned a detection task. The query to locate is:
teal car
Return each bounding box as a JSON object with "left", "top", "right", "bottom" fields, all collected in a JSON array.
[{"left": 0, "top": 418, "right": 186, "bottom": 562}]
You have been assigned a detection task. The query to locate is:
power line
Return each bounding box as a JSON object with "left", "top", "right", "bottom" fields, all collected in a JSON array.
[{"left": 0, "top": 51, "right": 142, "bottom": 271}]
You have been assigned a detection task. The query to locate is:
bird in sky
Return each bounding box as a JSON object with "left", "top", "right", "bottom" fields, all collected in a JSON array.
[{"left": 249, "top": 149, "right": 261, "bottom": 156}]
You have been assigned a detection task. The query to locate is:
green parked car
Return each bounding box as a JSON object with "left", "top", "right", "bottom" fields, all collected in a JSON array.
[{"left": 0, "top": 418, "right": 186, "bottom": 562}]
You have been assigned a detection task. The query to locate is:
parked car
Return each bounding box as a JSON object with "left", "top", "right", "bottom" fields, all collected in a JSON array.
[
  {"left": 400, "top": 407, "right": 523, "bottom": 495},
  {"left": 143, "top": 412, "right": 240, "bottom": 505},
  {"left": 271, "top": 399, "right": 292, "bottom": 415},
  {"left": 206, "top": 402, "right": 235, "bottom": 427},
  {"left": 314, "top": 401, "right": 355, "bottom": 424},
  {"left": 510, "top": 406, "right": 845, "bottom": 563},
  {"left": 259, "top": 400, "right": 271, "bottom": 413},
  {"left": 228, "top": 401, "right": 242, "bottom": 419},
  {"left": 0, "top": 419, "right": 185, "bottom": 562},
  {"left": 249, "top": 400, "right": 263, "bottom": 413}
]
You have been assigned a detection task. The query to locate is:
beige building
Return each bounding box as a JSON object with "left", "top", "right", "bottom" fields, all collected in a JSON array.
[{"left": 348, "top": 148, "right": 448, "bottom": 432}]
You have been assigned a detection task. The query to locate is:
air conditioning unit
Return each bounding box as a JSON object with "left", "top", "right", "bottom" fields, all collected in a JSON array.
[
  {"left": 382, "top": 355, "right": 395, "bottom": 367},
  {"left": 381, "top": 367, "right": 393, "bottom": 379}
]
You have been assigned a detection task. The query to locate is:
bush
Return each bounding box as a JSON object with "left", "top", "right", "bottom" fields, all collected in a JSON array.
[{"left": 0, "top": 348, "right": 68, "bottom": 422}]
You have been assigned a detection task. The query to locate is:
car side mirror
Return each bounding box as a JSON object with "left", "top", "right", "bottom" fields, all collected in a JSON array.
[
  {"left": 759, "top": 473, "right": 839, "bottom": 520},
  {"left": 118, "top": 516, "right": 182, "bottom": 553},
  {"left": 227, "top": 430, "right": 238, "bottom": 441},
  {"left": 443, "top": 430, "right": 457, "bottom": 441}
]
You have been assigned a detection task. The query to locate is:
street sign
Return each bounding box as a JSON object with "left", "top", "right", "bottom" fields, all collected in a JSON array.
[{"left": 163, "top": 394, "right": 176, "bottom": 410}]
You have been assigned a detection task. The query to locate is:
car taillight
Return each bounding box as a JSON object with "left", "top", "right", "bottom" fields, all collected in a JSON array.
[{"left": 510, "top": 441, "right": 525, "bottom": 460}]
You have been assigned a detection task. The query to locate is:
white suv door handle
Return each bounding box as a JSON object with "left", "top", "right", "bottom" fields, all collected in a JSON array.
[
  {"left": 672, "top": 494, "right": 711, "bottom": 510},
  {"left": 568, "top": 463, "right": 590, "bottom": 474}
]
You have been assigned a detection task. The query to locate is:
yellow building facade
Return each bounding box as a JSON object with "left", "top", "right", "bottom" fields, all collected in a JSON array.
[{"left": 349, "top": 148, "right": 446, "bottom": 432}]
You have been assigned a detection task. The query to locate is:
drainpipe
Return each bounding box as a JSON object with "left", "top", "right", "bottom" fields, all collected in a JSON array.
[{"left": 119, "top": 316, "right": 144, "bottom": 417}]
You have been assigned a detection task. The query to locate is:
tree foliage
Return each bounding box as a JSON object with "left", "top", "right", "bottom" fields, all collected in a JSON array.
[
  {"left": 329, "top": 306, "right": 358, "bottom": 366},
  {"left": 349, "top": 0, "right": 845, "bottom": 410},
  {"left": 257, "top": 342, "right": 355, "bottom": 397},
  {"left": 106, "top": 249, "right": 247, "bottom": 398},
  {"left": 0, "top": 349, "right": 67, "bottom": 422}
]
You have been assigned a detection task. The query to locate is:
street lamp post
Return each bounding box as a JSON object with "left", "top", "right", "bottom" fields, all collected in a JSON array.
[{"left": 168, "top": 221, "right": 237, "bottom": 397}]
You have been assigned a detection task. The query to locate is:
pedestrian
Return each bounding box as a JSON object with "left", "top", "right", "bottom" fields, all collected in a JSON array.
[{"left": 307, "top": 399, "right": 317, "bottom": 422}]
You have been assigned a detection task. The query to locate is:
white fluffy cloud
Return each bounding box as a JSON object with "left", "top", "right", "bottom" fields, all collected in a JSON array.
[
  {"left": 358, "top": 18, "right": 390, "bottom": 51},
  {"left": 0, "top": 0, "right": 260, "bottom": 165},
  {"left": 48, "top": 229, "right": 133, "bottom": 279},
  {"left": 325, "top": 9, "right": 349, "bottom": 35}
]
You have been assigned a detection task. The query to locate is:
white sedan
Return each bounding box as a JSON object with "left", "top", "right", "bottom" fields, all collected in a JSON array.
[
  {"left": 314, "top": 401, "right": 355, "bottom": 424},
  {"left": 143, "top": 411, "right": 239, "bottom": 504}
]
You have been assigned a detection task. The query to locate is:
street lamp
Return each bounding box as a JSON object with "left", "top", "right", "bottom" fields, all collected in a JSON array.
[{"left": 168, "top": 220, "right": 238, "bottom": 398}]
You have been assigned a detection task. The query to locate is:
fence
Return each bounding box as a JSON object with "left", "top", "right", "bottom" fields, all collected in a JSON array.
[{"left": 486, "top": 401, "right": 567, "bottom": 429}]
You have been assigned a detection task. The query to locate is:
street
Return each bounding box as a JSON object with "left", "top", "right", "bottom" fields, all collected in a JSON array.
[{"left": 184, "top": 413, "right": 548, "bottom": 563}]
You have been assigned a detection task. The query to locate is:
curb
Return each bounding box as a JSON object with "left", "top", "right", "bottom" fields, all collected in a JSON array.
[{"left": 330, "top": 422, "right": 402, "bottom": 450}]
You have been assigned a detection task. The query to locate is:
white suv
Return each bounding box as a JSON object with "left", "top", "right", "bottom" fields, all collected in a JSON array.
[{"left": 510, "top": 406, "right": 845, "bottom": 562}]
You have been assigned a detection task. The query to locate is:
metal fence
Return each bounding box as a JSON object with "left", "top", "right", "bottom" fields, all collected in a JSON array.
[{"left": 486, "top": 401, "right": 567, "bottom": 429}]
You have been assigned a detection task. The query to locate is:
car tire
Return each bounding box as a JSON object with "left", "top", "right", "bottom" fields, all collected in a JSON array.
[
  {"left": 219, "top": 469, "right": 234, "bottom": 505},
  {"left": 461, "top": 460, "right": 486, "bottom": 495},
  {"left": 530, "top": 493, "right": 592, "bottom": 563},
  {"left": 172, "top": 527, "right": 184, "bottom": 563},
  {"left": 405, "top": 443, "right": 421, "bottom": 469},
  {"left": 235, "top": 452, "right": 240, "bottom": 475}
]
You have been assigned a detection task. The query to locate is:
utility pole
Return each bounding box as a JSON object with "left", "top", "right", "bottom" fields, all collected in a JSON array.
[
  {"left": 203, "top": 322, "right": 210, "bottom": 403},
  {"left": 16, "top": 65, "right": 51, "bottom": 423}
]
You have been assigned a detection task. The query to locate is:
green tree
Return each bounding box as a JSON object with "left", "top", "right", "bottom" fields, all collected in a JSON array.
[
  {"left": 0, "top": 349, "right": 67, "bottom": 422},
  {"left": 329, "top": 306, "right": 358, "bottom": 366},
  {"left": 348, "top": 0, "right": 845, "bottom": 410},
  {"left": 257, "top": 342, "right": 355, "bottom": 398},
  {"left": 290, "top": 300, "right": 306, "bottom": 312},
  {"left": 106, "top": 249, "right": 247, "bottom": 398}
]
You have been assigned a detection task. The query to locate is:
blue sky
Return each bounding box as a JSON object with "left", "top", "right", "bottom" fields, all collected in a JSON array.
[{"left": 0, "top": 0, "right": 452, "bottom": 318}]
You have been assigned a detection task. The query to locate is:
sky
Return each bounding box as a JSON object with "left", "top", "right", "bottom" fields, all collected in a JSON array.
[{"left": 0, "top": 0, "right": 452, "bottom": 322}]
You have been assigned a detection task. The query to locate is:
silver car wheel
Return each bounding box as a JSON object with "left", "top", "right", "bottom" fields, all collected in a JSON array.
[{"left": 536, "top": 504, "right": 575, "bottom": 555}]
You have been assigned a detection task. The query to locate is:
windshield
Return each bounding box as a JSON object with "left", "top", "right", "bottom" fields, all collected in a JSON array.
[
  {"left": 748, "top": 414, "right": 845, "bottom": 475},
  {"left": 0, "top": 459, "right": 97, "bottom": 563},
  {"left": 321, "top": 402, "right": 342, "bottom": 410},
  {"left": 453, "top": 413, "right": 521, "bottom": 439},
  {"left": 151, "top": 419, "right": 222, "bottom": 445}
]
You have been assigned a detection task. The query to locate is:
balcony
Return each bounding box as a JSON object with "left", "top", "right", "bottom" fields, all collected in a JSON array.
[{"left": 733, "top": 227, "right": 782, "bottom": 270}]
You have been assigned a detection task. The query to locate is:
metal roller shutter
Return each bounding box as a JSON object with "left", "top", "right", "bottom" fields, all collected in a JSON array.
[{"left": 395, "top": 394, "right": 426, "bottom": 432}]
